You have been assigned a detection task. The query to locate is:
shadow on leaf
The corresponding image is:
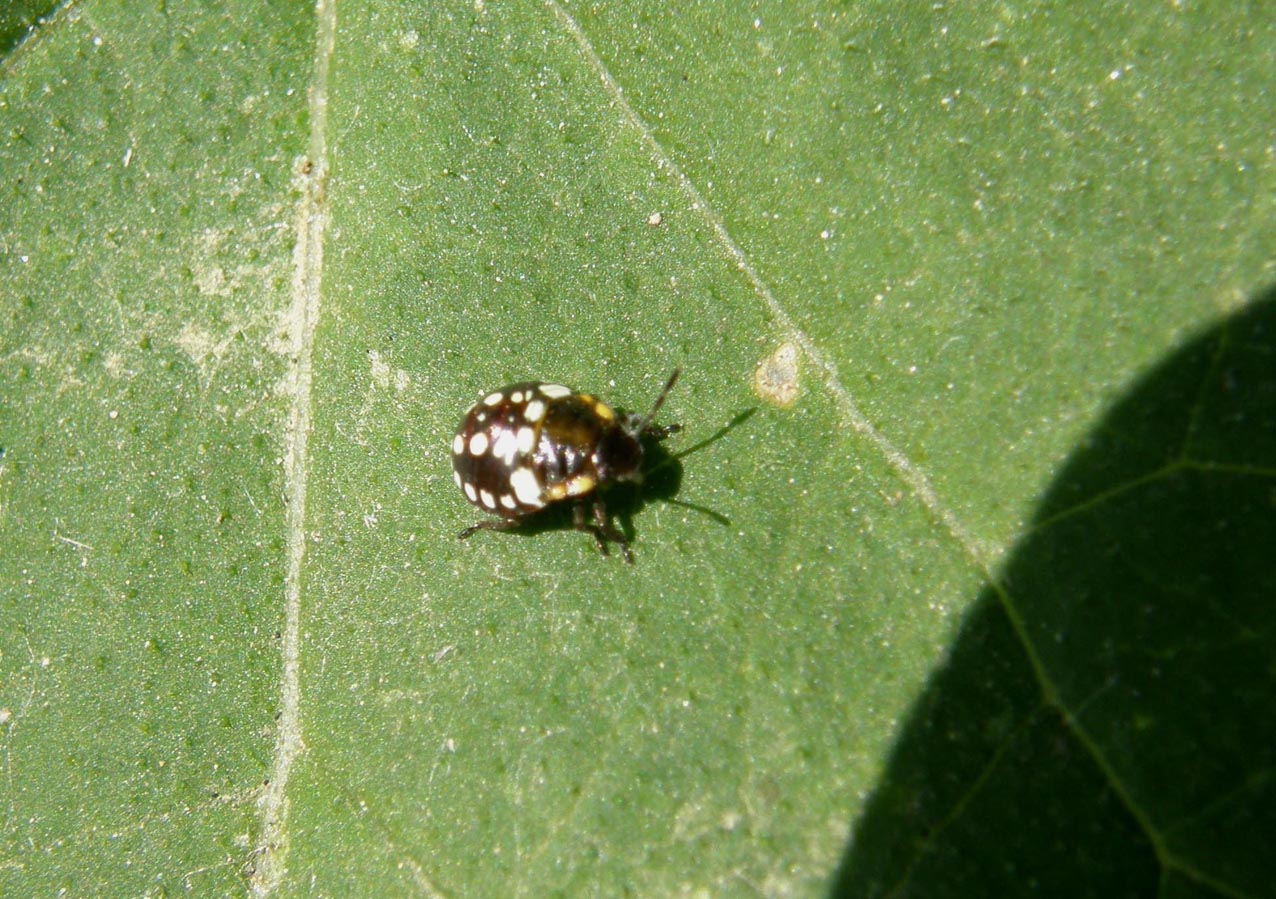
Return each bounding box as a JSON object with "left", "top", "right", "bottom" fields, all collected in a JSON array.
[{"left": 832, "top": 288, "right": 1276, "bottom": 896}]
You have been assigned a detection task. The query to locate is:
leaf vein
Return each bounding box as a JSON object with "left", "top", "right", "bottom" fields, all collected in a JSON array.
[{"left": 545, "top": 0, "right": 989, "bottom": 571}]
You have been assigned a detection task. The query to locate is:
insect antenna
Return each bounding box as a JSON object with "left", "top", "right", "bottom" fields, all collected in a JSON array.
[{"left": 636, "top": 368, "right": 680, "bottom": 435}]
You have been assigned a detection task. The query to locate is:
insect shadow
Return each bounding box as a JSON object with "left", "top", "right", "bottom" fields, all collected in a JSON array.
[{"left": 491, "top": 406, "right": 756, "bottom": 556}]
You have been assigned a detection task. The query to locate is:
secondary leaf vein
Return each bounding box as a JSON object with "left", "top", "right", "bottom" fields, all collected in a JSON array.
[{"left": 544, "top": 0, "right": 988, "bottom": 571}]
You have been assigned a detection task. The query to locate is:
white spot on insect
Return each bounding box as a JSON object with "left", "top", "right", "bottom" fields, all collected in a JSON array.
[
  {"left": 510, "top": 467, "right": 545, "bottom": 507},
  {"left": 479, "top": 489, "right": 496, "bottom": 509},
  {"left": 483, "top": 391, "right": 504, "bottom": 406},
  {"left": 464, "top": 482, "right": 478, "bottom": 503},
  {"left": 500, "top": 494, "right": 517, "bottom": 510},
  {"left": 523, "top": 399, "right": 546, "bottom": 423},
  {"left": 491, "top": 427, "right": 519, "bottom": 465},
  {"left": 468, "top": 431, "right": 489, "bottom": 456},
  {"left": 516, "top": 425, "right": 536, "bottom": 453},
  {"left": 452, "top": 433, "right": 464, "bottom": 455},
  {"left": 452, "top": 470, "right": 462, "bottom": 489},
  {"left": 510, "top": 390, "right": 525, "bottom": 404},
  {"left": 538, "top": 383, "right": 572, "bottom": 399}
]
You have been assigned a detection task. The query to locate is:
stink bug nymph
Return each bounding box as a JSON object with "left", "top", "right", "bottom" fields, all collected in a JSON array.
[{"left": 451, "top": 369, "right": 681, "bottom": 562}]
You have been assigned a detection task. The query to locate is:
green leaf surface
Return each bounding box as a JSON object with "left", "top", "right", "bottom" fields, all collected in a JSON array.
[
  {"left": 2, "top": 1, "right": 1273, "bottom": 897},
  {"left": 0, "top": 2, "right": 58, "bottom": 58},
  {"left": 2, "top": 1, "right": 310, "bottom": 894}
]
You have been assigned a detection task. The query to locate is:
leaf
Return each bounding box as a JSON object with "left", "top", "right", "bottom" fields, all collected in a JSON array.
[
  {"left": 2, "top": 1, "right": 1273, "bottom": 897},
  {"left": 833, "top": 293, "right": 1276, "bottom": 897},
  {"left": 0, "top": 2, "right": 59, "bottom": 57},
  {"left": 1, "top": 2, "right": 310, "bottom": 894}
]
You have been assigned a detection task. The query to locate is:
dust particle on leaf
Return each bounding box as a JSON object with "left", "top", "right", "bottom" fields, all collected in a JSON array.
[{"left": 753, "top": 342, "right": 800, "bottom": 407}]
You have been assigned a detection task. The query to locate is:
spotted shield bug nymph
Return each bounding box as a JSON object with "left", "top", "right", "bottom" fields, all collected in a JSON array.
[{"left": 451, "top": 369, "right": 681, "bottom": 563}]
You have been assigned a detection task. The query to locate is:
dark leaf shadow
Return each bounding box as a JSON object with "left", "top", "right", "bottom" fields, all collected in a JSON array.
[
  {"left": 0, "top": 4, "right": 51, "bottom": 60},
  {"left": 832, "top": 288, "right": 1276, "bottom": 897}
]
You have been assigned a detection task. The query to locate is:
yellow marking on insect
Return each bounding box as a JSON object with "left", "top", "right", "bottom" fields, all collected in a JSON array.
[{"left": 544, "top": 482, "right": 568, "bottom": 501}]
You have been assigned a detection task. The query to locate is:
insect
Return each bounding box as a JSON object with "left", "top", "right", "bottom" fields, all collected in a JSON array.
[{"left": 451, "top": 369, "right": 681, "bottom": 562}]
